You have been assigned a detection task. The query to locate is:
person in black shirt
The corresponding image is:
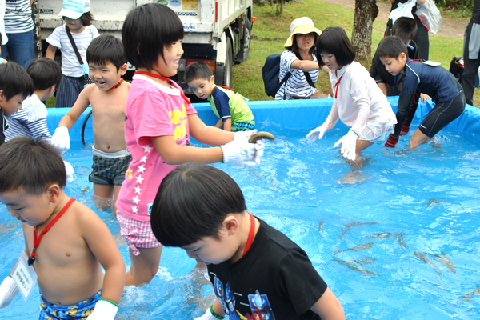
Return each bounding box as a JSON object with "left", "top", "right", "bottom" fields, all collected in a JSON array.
[
  {"left": 462, "top": 0, "right": 480, "bottom": 106},
  {"left": 0, "top": 62, "right": 34, "bottom": 145},
  {"left": 150, "top": 163, "right": 345, "bottom": 320},
  {"left": 386, "top": 0, "right": 430, "bottom": 60}
]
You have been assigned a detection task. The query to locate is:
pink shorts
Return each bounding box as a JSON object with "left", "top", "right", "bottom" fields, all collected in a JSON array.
[{"left": 116, "top": 211, "right": 162, "bottom": 255}]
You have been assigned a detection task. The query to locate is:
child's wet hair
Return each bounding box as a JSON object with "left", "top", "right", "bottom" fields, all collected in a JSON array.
[
  {"left": 27, "top": 58, "right": 62, "bottom": 91},
  {"left": 376, "top": 36, "right": 408, "bottom": 59},
  {"left": 315, "top": 26, "right": 355, "bottom": 68},
  {"left": 185, "top": 62, "right": 213, "bottom": 83},
  {"left": 62, "top": 12, "right": 94, "bottom": 26},
  {"left": 87, "top": 34, "right": 127, "bottom": 71},
  {"left": 0, "top": 137, "right": 66, "bottom": 194},
  {"left": 0, "top": 62, "right": 34, "bottom": 101},
  {"left": 122, "top": 3, "right": 184, "bottom": 70},
  {"left": 391, "top": 17, "right": 418, "bottom": 41},
  {"left": 150, "top": 163, "right": 246, "bottom": 247}
]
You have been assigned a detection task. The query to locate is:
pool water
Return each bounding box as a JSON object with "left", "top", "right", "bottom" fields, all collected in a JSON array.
[{"left": 0, "top": 120, "right": 479, "bottom": 319}]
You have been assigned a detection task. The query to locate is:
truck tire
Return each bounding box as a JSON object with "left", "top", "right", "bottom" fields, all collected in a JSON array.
[
  {"left": 224, "top": 38, "right": 233, "bottom": 87},
  {"left": 235, "top": 21, "right": 251, "bottom": 63}
]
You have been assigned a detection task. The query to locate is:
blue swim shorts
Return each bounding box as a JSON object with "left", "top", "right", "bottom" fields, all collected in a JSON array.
[{"left": 38, "top": 290, "right": 101, "bottom": 319}]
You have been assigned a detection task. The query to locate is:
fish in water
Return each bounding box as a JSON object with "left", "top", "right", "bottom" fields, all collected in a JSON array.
[
  {"left": 414, "top": 252, "right": 442, "bottom": 275},
  {"left": 339, "top": 221, "right": 378, "bottom": 238},
  {"left": 366, "top": 232, "right": 391, "bottom": 239},
  {"left": 426, "top": 198, "right": 443, "bottom": 207},
  {"left": 318, "top": 221, "right": 323, "bottom": 235},
  {"left": 431, "top": 251, "right": 456, "bottom": 274},
  {"left": 81, "top": 186, "right": 91, "bottom": 195},
  {"left": 334, "top": 242, "right": 374, "bottom": 255},
  {"left": 459, "top": 285, "right": 480, "bottom": 299},
  {"left": 333, "top": 257, "right": 379, "bottom": 276},
  {"left": 394, "top": 233, "right": 407, "bottom": 247}
]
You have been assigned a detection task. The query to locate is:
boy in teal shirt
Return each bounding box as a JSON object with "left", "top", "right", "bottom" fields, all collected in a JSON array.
[{"left": 186, "top": 62, "right": 255, "bottom": 132}]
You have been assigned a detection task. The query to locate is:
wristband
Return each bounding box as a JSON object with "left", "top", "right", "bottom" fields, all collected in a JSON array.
[
  {"left": 210, "top": 305, "right": 225, "bottom": 319},
  {"left": 350, "top": 129, "right": 359, "bottom": 138},
  {"left": 99, "top": 298, "right": 118, "bottom": 307}
]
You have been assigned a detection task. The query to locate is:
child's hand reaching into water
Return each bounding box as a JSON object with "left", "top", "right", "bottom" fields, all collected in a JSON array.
[
  {"left": 86, "top": 300, "right": 118, "bottom": 319},
  {"left": 306, "top": 124, "right": 327, "bottom": 141},
  {"left": 334, "top": 130, "right": 358, "bottom": 161},
  {"left": 222, "top": 134, "right": 263, "bottom": 166}
]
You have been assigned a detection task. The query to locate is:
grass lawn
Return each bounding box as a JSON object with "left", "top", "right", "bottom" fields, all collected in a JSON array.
[{"left": 233, "top": 0, "right": 480, "bottom": 106}]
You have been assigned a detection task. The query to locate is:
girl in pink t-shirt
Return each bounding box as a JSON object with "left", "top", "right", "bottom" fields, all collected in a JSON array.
[
  {"left": 117, "top": 3, "right": 264, "bottom": 287},
  {"left": 306, "top": 27, "right": 396, "bottom": 171}
]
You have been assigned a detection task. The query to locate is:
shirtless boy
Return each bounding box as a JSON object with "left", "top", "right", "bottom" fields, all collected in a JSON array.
[
  {"left": 0, "top": 137, "right": 125, "bottom": 319},
  {"left": 51, "top": 35, "right": 130, "bottom": 213}
]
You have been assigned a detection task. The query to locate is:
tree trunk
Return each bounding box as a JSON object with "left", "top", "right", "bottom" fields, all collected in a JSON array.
[{"left": 351, "top": 0, "right": 378, "bottom": 62}]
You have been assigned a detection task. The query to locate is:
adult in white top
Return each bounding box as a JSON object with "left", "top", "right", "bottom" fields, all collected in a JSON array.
[
  {"left": 275, "top": 17, "right": 329, "bottom": 100},
  {"left": 307, "top": 27, "right": 397, "bottom": 170}
]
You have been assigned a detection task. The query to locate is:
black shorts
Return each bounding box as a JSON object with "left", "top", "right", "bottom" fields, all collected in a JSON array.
[
  {"left": 89, "top": 154, "right": 132, "bottom": 186},
  {"left": 419, "top": 90, "right": 466, "bottom": 138}
]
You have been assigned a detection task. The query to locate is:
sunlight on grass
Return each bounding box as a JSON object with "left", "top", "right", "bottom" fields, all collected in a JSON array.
[{"left": 233, "top": 0, "right": 479, "bottom": 106}]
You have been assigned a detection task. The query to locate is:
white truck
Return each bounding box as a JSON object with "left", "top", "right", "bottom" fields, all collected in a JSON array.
[{"left": 34, "top": 0, "right": 253, "bottom": 91}]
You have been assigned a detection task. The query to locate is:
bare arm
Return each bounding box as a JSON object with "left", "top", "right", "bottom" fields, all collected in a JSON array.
[
  {"left": 212, "top": 298, "right": 226, "bottom": 317},
  {"left": 79, "top": 208, "right": 126, "bottom": 304},
  {"left": 45, "top": 45, "right": 57, "bottom": 61},
  {"left": 290, "top": 59, "right": 320, "bottom": 71},
  {"left": 310, "top": 288, "right": 345, "bottom": 320},
  {"left": 188, "top": 113, "right": 235, "bottom": 146},
  {"left": 214, "top": 118, "right": 223, "bottom": 129},
  {"left": 152, "top": 135, "right": 223, "bottom": 165},
  {"left": 223, "top": 118, "right": 232, "bottom": 132},
  {"left": 377, "top": 82, "right": 388, "bottom": 96},
  {"left": 58, "top": 86, "right": 92, "bottom": 128}
]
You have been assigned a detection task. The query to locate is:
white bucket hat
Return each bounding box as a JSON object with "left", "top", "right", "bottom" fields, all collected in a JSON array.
[
  {"left": 284, "top": 17, "right": 322, "bottom": 49},
  {"left": 58, "top": 0, "right": 90, "bottom": 20}
]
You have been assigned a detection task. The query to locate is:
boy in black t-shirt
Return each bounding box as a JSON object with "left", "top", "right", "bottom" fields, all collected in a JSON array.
[
  {"left": 0, "top": 62, "right": 34, "bottom": 145},
  {"left": 150, "top": 163, "right": 345, "bottom": 320}
]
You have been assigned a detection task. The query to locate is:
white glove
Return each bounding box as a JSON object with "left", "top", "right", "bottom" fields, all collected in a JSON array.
[
  {"left": 334, "top": 130, "right": 358, "bottom": 161},
  {"left": 0, "top": 275, "right": 19, "bottom": 308},
  {"left": 221, "top": 138, "right": 259, "bottom": 167},
  {"left": 306, "top": 124, "right": 327, "bottom": 141},
  {"left": 86, "top": 300, "right": 118, "bottom": 319},
  {"left": 195, "top": 307, "right": 224, "bottom": 320},
  {"left": 63, "top": 161, "right": 75, "bottom": 182},
  {"left": 51, "top": 126, "right": 70, "bottom": 153},
  {"left": 234, "top": 129, "right": 257, "bottom": 142}
]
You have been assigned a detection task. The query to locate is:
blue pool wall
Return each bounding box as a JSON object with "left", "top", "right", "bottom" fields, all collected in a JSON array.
[{"left": 45, "top": 97, "right": 480, "bottom": 143}]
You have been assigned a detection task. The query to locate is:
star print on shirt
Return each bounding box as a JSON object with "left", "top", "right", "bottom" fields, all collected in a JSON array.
[
  {"left": 133, "top": 196, "right": 140, "bottom": 204},
  {"left": 136, "top": 175, "right": 144, "bottom": 184},
  {"left": 143, "top": 145, "right": 152, "bottom": 153},
  {"left": 132, "top": 206, "right": 138, "bottom": 214},
  {"left": 134, "top": 186, "right": 142, "bottom": 194},
  {"left": 138, "top": 165, "right": 146, "bottom": 174},
  {"left": 140, "top": 156, "right": 147, "bottom": 163}
]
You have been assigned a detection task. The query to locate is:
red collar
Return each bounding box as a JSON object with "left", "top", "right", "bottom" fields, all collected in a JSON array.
[
  {"left": 134, "top": 71, "right": 190, "bottom": 105},
  {"left": 242, "top": 213, "right": 255, "bottom": 257},
  {"left": 28, "top": 198, "right": 76, "bottom": 266},
  {"left": 109, "top": 78, "right": 124, "bottom": 91}
]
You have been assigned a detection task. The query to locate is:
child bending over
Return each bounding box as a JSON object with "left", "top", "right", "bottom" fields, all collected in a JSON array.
[
  {"left": 0, "top": 137, "right": 125, "bottom": 319},
  {"left": 0, "top": 62, "right": 34, "bottom": 146},
  {"left": 307, "top": 27, "right": 396, "bottom": 169},
  {"left": 150, "top": 163, "right": 345, "bottom": 320},
  {"left": 46, "top": 0, "right": 99, "bottom": 108},
  {"left": 6, "top": 58, "right": 62, "bottom": 142},
  {"left": 377, "top": 36, "right": 466, "bottom": 149},
  {"left": 186, "top": 62, "right": 255, "bottom": 132},
  {"left": 51, "top": 35, "right": 131, "bottom": 213},
  {"left": 118, "top": 3, "right": 263, "bottom": 287}
]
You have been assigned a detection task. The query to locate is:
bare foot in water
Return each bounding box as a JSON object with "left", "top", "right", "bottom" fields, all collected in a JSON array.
[{"left": 338, "top": 172, "right": 368, "bottom": 184}]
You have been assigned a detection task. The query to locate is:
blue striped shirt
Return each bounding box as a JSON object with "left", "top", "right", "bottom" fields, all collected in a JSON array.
[
  {"left": 4, "top": 0, "right": 34, "bottom": 34},
  {"left": 5, "top": 94, "right": 51, "bottom": 142}
]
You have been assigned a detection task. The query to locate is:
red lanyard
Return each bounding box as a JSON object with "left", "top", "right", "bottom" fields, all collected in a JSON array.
[
  {"left": 109, "top": 78, "right": 124, "bottom": 91},
  {"left": 334, "top": 76, "right": 343, "bottom": 98},
  {"left": 242, "top": 213, "right": 255, "bottom": 257},
  {"left": 28, "top": 198, "right": 76, "bottom": 266},
  {"left": 134, "top": 71, "right": 190, "bottom": 105}
]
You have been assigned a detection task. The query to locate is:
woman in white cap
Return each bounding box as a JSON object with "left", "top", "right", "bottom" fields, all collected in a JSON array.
[{"left": 275, "top": 17, "right": 329, "bottom": 100}]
